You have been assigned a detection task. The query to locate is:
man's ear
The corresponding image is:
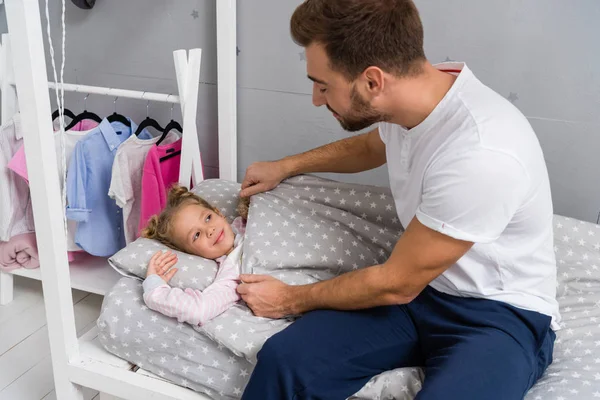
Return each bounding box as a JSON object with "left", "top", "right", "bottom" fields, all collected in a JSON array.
[{"left": 363, "top": 66, "right": 385, "bottom": 94}]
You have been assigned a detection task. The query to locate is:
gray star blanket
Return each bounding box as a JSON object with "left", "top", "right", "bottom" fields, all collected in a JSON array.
[{"left": 200, "top": 174, "right": 403, "bottom": 363}]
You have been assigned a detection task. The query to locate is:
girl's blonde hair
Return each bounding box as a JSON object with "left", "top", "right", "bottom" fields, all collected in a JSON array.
[{"left": 141, "top": 184, "right": 218, "bottom": 251}]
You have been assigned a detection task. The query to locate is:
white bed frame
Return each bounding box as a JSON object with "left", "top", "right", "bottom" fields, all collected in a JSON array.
[{"left": 0, "top": 0, "right": 237, "bottom": 399}]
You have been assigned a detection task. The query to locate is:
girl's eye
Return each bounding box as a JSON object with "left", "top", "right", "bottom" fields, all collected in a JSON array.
[
  {"left": 193, "top": 232, "right": 199, "bottom": 241},
  {"left": 205, "top": 214, "right": 211, "bottom": 223}
]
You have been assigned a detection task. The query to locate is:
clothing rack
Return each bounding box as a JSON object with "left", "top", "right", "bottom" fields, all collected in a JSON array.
[
  {"left": 46, "top": 82, "right": 182, "bottom": 103},
  {"left": 0, "top": 0, "right": 237, "bottom": 398}
]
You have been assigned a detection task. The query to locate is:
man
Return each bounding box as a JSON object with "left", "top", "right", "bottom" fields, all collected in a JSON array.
[{"left": 237, "top": 1, "right": 560, "bottom": 399}]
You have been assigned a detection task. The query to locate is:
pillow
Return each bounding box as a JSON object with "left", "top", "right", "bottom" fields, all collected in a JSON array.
[{"left": 108, "top": 179, "right": 242, "bottom": 291}]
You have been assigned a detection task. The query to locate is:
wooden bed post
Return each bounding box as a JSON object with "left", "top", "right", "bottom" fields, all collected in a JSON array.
[{"left": 3, "top": 0, "right": 83, "bottom": 399}]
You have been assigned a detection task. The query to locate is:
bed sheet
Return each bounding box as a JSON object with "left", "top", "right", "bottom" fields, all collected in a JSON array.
[{"left": 98, "top": 213, "right": 600, "bottom": 399}]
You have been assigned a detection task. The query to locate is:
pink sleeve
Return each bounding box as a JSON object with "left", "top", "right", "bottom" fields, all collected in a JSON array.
[
  {"left": 142, "top": 273, "right": 240, "bottom": 326},
  {"left": 7, "top": 145, "right": 29, "bottom": 183},
  {"left": 138, "top": 150, "right": 162, "bottom": 234}
]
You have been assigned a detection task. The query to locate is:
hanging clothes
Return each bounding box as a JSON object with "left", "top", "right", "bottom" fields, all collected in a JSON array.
[
  {"left": 7, "top": 118, "right": 99, "bottom": 182},
  {"left": 66, "top": 118, "right": 151, "bottom": 257},
  {"left": 0, "top": 114, "right": 35, "bottom": 241},
  {"left": 109, "top": 130, "right": 180, "bottom": 245},
  {"left": 7, "top": 119, "right": 99, "bottom": 257},
  {"left": 138, "top": 138, "right": 183, "bottom": 234}
]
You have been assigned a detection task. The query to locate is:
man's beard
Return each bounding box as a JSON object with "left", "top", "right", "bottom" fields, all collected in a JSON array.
[{"left": 328, "top": 86, "right": 389, "bottom": 132}]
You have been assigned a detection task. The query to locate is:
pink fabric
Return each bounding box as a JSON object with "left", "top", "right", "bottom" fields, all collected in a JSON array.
[
  {"left": 0, "top": 232, "right": 40, "bottom": 271},
  {"left": 7, "top": 119, "right": 99, "bottom": 183},
  {"left": 138, "top": 139, "right": 182, "bottom": 233},
  {"left": 143, "top": 217, "right": 246, "bottom": 326}
]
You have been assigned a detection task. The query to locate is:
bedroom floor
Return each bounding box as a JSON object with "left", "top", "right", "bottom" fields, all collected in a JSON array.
[{"left": 0, "top": 276, "right": 101, "bottom": 400}]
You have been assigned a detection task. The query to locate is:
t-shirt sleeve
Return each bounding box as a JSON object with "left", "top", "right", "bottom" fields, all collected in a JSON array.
[
  {"left": 415, "top": 149, "right": 530, "bottom": 243},
  {"left": 108, "top": 151, "right": 131, "bottom": 208}
]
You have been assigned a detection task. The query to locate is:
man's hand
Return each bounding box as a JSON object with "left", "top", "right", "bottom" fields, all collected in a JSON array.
[
  {"left": 240, "top": 161, "right": 289, "bottom": 198},
  {"left": 146, "top": 250, "right": 178, "bottom": 283},
  {"left": 237, "top": 274, "right": 295, "bottom": 319}
]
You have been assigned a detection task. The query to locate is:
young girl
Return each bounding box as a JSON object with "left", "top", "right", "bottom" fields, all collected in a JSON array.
[{"left": 141, "top": 184, "right": 249, "bottom": 326}]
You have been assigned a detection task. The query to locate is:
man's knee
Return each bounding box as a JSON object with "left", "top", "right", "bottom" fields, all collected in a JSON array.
[{"left": 256, "top": 329, "right": 301, "bottom": 370}]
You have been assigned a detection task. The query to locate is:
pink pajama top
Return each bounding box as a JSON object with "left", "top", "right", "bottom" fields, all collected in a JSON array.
[{"left": 142, "top": 217, "right": 245, "bottom": 326}]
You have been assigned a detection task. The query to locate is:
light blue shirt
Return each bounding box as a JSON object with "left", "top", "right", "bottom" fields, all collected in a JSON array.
[{"left": 66, "top": 118, "right": 151, "bottom": 257}]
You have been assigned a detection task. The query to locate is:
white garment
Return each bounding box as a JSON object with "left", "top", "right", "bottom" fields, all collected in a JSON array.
[
  {"left": 108, "top": 130, "right": 180, "bottom": 244},
  {"left": 0, "top": 115, "right": 35, "bottom": 241},
  {"left": 53, "top": 128, "right": 95, "bottom": 251},
  {"left": 379, "top": 62, "right": 560, "bottom": 330}
]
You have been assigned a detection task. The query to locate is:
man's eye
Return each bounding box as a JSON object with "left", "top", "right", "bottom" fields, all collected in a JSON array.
[{"left": 319, "top": 88, "right": 327, "bottom": 93}]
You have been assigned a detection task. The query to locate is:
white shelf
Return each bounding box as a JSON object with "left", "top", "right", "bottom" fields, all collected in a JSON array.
[{"left": 8, "top": 254, "right": 122, "bottom": 296}]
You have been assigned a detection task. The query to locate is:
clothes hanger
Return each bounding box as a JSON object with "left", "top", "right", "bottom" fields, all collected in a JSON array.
[
  {"left": 134, "top": 99, "right": 164, "bottom": 137},
  {"left": 52, "top": 108, "right": 76, "bottom": 122},
  {"left": 156, "top": 101, "right": 182, "bottom": 146},
  {"left": 65, "top": 93, "right": 102, "bottom": 131},
  {"left": 106, "top": 97, "right": 132, "bottom": 127}
]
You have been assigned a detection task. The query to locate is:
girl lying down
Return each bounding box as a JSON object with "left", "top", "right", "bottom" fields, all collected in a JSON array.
[{"left": 140, "top": 184, "right": 250, "bottom": 326}]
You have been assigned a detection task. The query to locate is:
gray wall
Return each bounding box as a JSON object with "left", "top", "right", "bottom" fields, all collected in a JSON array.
[
  {"left": 1, "top": 1, "right": 599, "bottom": 222},
  {"left": 238, "top": 0, "right": 600, "bottom": 223}
]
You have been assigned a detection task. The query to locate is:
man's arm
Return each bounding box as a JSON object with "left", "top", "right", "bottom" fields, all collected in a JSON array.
[
  {"left": 238, "top": 217, "right": 473, "bottom": 317},
  {"left": 240, "top": 128, "right": 386, "bottom": 197},
  {"left": 282, "top": 128, "right": 386, "bottom": 176}
]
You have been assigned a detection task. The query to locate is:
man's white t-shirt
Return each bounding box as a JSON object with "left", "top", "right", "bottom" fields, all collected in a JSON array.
[{"left": 379, "top": 62, "right": 561, "bottom": 330}]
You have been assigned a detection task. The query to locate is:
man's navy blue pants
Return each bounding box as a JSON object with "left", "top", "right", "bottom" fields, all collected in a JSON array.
[{"left": 241, "top": 286, "right": 555, "bottom": 400}]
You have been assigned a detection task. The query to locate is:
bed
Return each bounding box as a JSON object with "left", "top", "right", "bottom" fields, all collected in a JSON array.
[{"left": 98, "top": 176, "right": 600, "bottom": 399}]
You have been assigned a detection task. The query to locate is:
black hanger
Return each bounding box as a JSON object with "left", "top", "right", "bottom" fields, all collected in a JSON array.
[
  {"left": 134, "top": 100, "right": 164, "bottom": 137},
  {"left": 106, "top": 97, "right": 132, "bottom": 128},
  {"left": 65, "top": 94, "right": 102, "bottom": 131},
  {"left": 158, "top": 120, "right": 182, "bottom": 143},
  {"left": 134, "top": 116, "right": 165, "bottom": 137},
  {"left": 52, "top": 108, "right": 76, "bottom": 122},
  {"left": 156, "top": 103, "right": 182, "bottom": 145}
]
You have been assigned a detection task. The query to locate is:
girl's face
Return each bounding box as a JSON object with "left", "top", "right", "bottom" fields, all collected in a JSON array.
[{"left": 172, "top": 203, "right": 235, "bottom": 259}]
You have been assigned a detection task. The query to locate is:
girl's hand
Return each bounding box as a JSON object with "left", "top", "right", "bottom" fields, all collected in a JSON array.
[{"left": 146, "top": 250, "right": 178, "bottom": 283}]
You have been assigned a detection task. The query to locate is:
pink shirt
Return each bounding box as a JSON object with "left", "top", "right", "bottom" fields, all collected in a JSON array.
[
  {"left": 142, "top": 217, "right": 246, "bottom": 326},
  {"left": 138, "top": 139, "right": 183, "bottom": 234}
]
